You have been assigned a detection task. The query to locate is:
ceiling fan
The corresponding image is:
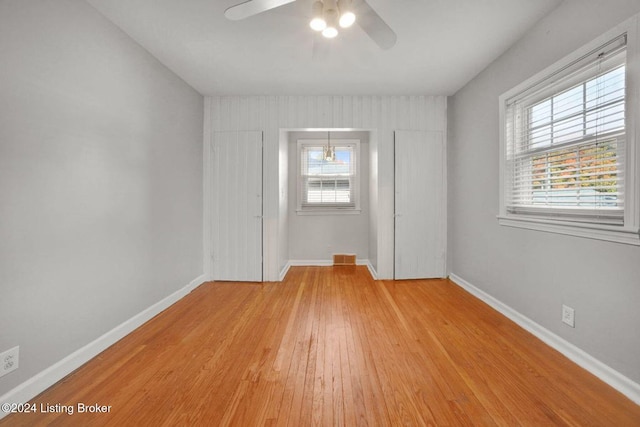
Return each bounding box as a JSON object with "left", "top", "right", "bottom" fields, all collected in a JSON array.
[{"left": 225, "top": 0, "right": 397, "bottom": 50}]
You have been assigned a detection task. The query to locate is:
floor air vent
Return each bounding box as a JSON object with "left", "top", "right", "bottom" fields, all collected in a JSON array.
[{"left": 333, "top": 254, "right": 356, "bottom": 266}]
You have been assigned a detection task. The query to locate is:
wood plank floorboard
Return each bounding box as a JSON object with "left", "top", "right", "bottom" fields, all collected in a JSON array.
[{"left": 2, "top": 266, "right": 639, "bottom": 426}]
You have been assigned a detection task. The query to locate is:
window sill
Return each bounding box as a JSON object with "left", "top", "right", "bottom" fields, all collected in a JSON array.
[
  {"left": 296, "top": 208, "right": 362, "bottom": 216},
  {"left": 497, "top": 215, "right": 640, "bottom": 246}
]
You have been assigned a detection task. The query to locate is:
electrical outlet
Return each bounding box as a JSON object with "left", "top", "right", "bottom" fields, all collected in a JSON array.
[
  {"left": 0, "top": 346, "right": 19, "bottom": 377},
  {"left": 562, "top": 305, "right": 575, "bottom": 328}
]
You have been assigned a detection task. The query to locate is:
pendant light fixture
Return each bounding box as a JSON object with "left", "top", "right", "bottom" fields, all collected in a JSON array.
[{"left": 323, "top": 131, "right": 335, "bottom": 161}]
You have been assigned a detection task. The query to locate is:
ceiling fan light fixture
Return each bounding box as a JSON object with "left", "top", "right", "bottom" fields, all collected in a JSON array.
[
  {"left": 338, "top": 0, "right": 355, "bottom": 28},
  {"left": 322, "top": 7, "right": 339, "bottom": 38},
  {"left": 225, "top": 0, "right": 396, "bottom": 50},
  {"left": 309, "top": 1, "right": 326, "bottom": 31}
]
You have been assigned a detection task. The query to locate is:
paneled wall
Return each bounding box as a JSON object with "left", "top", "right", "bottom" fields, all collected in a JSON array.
[{"left": 205, "top": 96, "right": 447, "bottom": 280}]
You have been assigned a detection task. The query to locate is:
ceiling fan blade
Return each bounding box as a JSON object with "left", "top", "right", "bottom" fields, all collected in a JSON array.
[
  {"left": 355, "top": 0, "right": 397, "bottom": 50},
  {"left": 224, "top": 0, "right": 296, "bottom": 21}
]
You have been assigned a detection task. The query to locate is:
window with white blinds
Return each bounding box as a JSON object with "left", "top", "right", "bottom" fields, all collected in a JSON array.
[
  {"left": 298, "top": 140, "right": 359, "bottom": 210},
  {"left": 505, "top": 36, "right": 626, "bottom": 223},
  {"left": 499, "top": 23, "right": 640, "bottom": 245}
]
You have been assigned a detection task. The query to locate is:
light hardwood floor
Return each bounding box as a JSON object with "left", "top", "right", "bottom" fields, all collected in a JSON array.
[{"left": 2, "top": 266, "right": 639, "bottom": 426}]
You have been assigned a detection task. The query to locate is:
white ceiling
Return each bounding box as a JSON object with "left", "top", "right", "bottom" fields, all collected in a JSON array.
[{"left": 85, "top": 0, "right": 561, "bottom": 96}]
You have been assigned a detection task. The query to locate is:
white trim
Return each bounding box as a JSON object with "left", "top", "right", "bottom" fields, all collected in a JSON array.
[
  {"left": 497, "top": 215, "right": 640, "bottom": 245},
  {"left": 499, "top": 17, "right": 636, "bottom": 119},
  {"left": 246, "top": 258, "right": 375, "bottom": 282},
  {"left": 279, "top": 261, "right": 291, "bottom": 281},
  {"left": 287, "top": 259, "right": 371, "bottom": 267},
  {"left": 449, "top": 273, "right": 640, "bottom": 406},
  {"left": 0, "top": 274, "right": 207, "bottom": 419},
  {"left": 288, "top": 259, "right": 333, "bottom": 267},
  {"left": 441, "top": 112, "right": 449, "bottom": 282},
  {"left": 297, "top": 139, "right": 361, "bottom": 212},
  {"left": 203, "top": 99, "right": 213, "bottom": 281},
  {"left": 295, "top": 208, "right": 362, "bottom": 215},
  {"left": 285, "top": 259, "right": 377, "bottom": 279},
  {"left": 366, "top": 260, "right": 378, "bottom": 280},
  {"left": 498, "top": 15, "right": 640, "bottom": 243}
]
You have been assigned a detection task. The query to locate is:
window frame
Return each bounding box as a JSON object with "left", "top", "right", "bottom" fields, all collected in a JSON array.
[
  {"left": 296, "top": 139, "right": 361, "bottom": 215},
  {"left": 498, "top": 16, "right": 640, "bottom": 245}
]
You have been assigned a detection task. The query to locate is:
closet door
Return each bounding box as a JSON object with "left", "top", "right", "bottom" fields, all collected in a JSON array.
[
  {"left": 394, "top": 130, "right": 445, "bottom": 279},
  {"left": 211, "top": 131, "right": 263, "bottom": 281}
]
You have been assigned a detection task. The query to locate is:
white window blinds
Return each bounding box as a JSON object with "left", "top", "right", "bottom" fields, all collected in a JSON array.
[
  {"left": 504, "top": 35, "right": 627, "bottom": 224},
  {"left": 300, "top": 143, "right": 357, "bottom": 208}
]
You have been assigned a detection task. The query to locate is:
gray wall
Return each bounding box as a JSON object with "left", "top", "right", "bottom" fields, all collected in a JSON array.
[
  {"left": 0, "top": 0, "right": 204, "bottom": 395},
  {"left": 287, "top": 131, "right": 370, "bottom": 262},
  {"left": 448, "top": 0, "right": 640, "bottom": 384}
]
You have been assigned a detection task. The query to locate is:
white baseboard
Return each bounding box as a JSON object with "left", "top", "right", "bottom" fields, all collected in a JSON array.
[
  {"left": 287, "top": 259, "right": 371, "bottom": 267},
  {"left": 281, "top": 260, "right": 376, "bottom": 280},
  {"left": 0, "top": 274, "right": 207, "bottom": 419},
  {"left": 288, "top": 259, "right": 333, "bottom": 266},
  {"left": 279, "top": 262, "right": 291, "bottom": 281},
  {"left": 366, "top": 261, "right": 378, "bottom": 280},
  {"left": 449, "top": 273, "right": 640, "bottom": 406}
]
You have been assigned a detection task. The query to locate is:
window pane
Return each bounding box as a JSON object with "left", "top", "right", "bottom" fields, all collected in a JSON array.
[
  {"left": 502, "top": 35, "right": 628, "bottom": 230},
  {"left": 553, "top": 115, "right": 584, "bottom": 144},
  {"left": 585, "top": 65, "right": 625, "bottom": 136},
  {"left": 528, "top": 100, "right": 552, "bottom": 149},
  {"left": 335, "top": 178, "right": 351, "bottom": 202},
  {"left": 586, "top": 66, "right": 625, "bottom": 109},
  {"left": 585, "top": 102, "right": 624, "bottom": 135},
  {"left": 334, "top": 148, "right": 351, "bottom": 171},
  {"left": 553, "top": 85, "right": 583, "bottom": 121},
  {"left": 530, "top": 124, "right": 552, "bottom": 150},
  {"left": 531, "top": 99, "right": 551, "bottom": 127},
  {"left": 305, "top": 178, "right": 352, "bottom": 203},
  {"left": 518, "top": 53, "right": 624, "bottom": 209},
  {"left": 526, "top": 140, "right": 619, "bottom": 208},
  {"left": 301, "top": 144, "right": 356, "bottom": 207}
]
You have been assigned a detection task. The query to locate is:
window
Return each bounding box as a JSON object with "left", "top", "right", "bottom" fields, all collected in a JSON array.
[
  {"left": 297, "top": 139, "right": 359, "bottom": 212},
  {"left": 499, "top": 24, "right": 640, "bottom": 245}
]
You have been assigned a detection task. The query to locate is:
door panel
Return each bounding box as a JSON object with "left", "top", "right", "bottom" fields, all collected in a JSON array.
[
  {"left": 394, "top": 130, "right": 445, "bottom": 279},
  {"left": 211, "top": 131, "right": 263, "bottom": 281}
]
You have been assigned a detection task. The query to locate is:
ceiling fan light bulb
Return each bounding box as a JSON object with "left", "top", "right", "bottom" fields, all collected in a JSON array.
[
  {"left": 310, "top": 17, "right": 326, "bottom": 31},
  {"left": 339, "top": 11, "right": 355, "bottom": 28},
  {"left": 310, "top": 1, "right": 326, "bottom": 31},
  {"left": 322, "top": 26, "right": 338, "bottom": 38},
  {"left": 323, "top": 7, "right": 339, "bottom": 38}
]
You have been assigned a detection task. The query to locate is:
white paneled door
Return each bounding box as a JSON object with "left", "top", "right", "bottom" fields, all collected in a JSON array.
[
  {"left": 211, "top": 131, "right": 263, "bottom": 281},
  {"left": 394, "top": 130, "right": 446, "bottom": 279}
]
